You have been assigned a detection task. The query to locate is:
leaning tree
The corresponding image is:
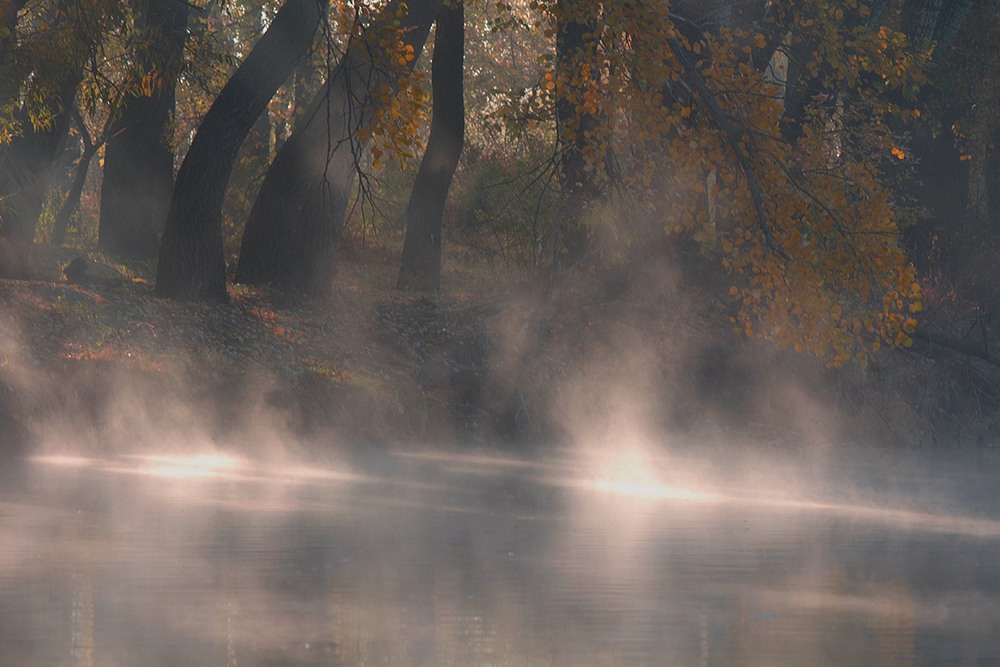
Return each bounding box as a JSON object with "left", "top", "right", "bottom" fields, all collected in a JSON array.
[
  {"left": 235, "top": 0, "right": 442, "bottom": 296},
  {"left": 396, "top": 0, "right": 465, "bottom": 292},
  {"left": 155, "top": 0, "right": 328, "bottom": 301}
]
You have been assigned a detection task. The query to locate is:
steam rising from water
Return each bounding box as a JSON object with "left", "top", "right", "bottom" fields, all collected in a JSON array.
[
  {"left": 2, "top": 272, "right": 1000, "bottom": 664},
  {"left": 5, "top": 417, "right": 1000, "bottom": 665}
]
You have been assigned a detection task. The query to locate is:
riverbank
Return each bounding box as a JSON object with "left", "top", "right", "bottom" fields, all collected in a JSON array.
[{"left": 1, "top": 243, "right": 998, "bottom": 462}]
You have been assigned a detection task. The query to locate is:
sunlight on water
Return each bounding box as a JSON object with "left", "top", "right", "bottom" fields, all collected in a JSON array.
[
  {"left": 30, "top": 454, "right": 96, "bottom": 468},
  {"left": 590, "top": 477, "right": 716, "bottom": 502},
  {"left": 8, "top": 444, "right": 1000, "bottom": 666},
  {"left": 572, "top": 446, "right": 1000, "bottom": 538},
  {"left": 126, "top": 453, "right": 246, "bottom": 479},
  {"left": 579, "top": 447, "right": 718, "bottom": 502},
  {"left": 29, "top": 451, "right": 364, "bottom": 487}
]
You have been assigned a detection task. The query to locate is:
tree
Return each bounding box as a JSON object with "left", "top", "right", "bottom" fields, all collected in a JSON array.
[
  {"left": 507, "top": 0, "right": 929, "bottom": 365},
  {"left": 51, "top": 107, "right": 108, "bottom": 246},
  {"left": 0, "top": 1, "right": 27, "bottom": 64},
  {"left": 551, "top": 0, "right": 603, "bottom": 265},
  {"left": 0, "top": 0, "right": 89, "bottom": 252},
  {"left": 235, "top": 0, "right": 441, "bottom": 296},
  {"left": 397, "top": 0, "right": 465, "bottom": 292},
  {"left": 99, "top": 0, "right": 190, "bottom": 258},
  {"left": 155, "top": 0, "right": 328, "bottom": 302}
]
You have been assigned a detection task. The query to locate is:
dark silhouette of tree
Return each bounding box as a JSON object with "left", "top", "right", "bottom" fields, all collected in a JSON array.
[
  {"left": 99, "top": 0, "right": 190, "bottom": 258},
  {"left": 552, "top": 0, "right": 602, "bottom": 265},
  {"left": 235, "top": 0, "right": 440, "bottom": 296},
  {"left": 397, "top": 0, "right": 465, "bottom": 292},
  {"left": 155, "top": 0, "right": 327, "bottom": 302},
  {"left": 51, "top": 107, "right": 108, "bottom": 246},
  {"left": 0, "top": 6, "right": 85, "bottom": 253},
  {"left": 0, "top": 1, "right": 27, "bottom": 64}
]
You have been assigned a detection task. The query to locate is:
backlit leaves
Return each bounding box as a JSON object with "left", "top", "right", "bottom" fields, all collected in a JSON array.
[{"left": 525, "top": 0, "right": 926, "bottom": 366}]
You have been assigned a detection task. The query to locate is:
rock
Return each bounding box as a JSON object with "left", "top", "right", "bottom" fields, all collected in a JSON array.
[{"left": 63, "top": 257, "right": 89, "bottom": 284}]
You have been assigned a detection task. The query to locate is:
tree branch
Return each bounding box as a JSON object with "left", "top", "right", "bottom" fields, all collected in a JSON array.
[
  {"left": 909, "top": 328, "right": 998, "bottom": 368},
  {"left": 667, "top": 37, "right": 789, "bottom": 260}
]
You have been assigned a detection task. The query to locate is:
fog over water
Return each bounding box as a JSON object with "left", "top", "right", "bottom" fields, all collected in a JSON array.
[
  {"left": 3, "top": 433, "right": 1000, "bottom": 666},
  {"left": 2, "top": 263, "right": 999, "bottom": 666}
]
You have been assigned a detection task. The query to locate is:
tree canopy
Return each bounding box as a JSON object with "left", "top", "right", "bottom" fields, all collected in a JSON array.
[{"left": 0, "top": 0, "right": 997, "bottom": 369}]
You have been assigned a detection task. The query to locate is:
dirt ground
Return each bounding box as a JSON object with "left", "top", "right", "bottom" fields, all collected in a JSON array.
[{"left": 1, "top": 243, "right": 998, "bottom": 464}]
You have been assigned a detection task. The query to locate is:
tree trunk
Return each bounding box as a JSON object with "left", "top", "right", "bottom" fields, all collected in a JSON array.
[
  {"left": 235, "top": 0, "right": 440, "bottom": 296},
  {"left": 901, "top": 0, "right": 975, "bottom": 55},
  {"left": 223, "top": 4, "right": 274, "bottom": 248},
  {"left": 0, "top": 1, "right": 26, "bottom": 62},
  {"left": 51, "top": 110, "right": 106, "bottom": 247},
  {"left": 396, "top": 1, "right": 465, "bottom": 292},
  {"left": 553, "top": 0, "right": 601, "bottom": 265},
  {"left": 155, "top": 0, "right": 326, "bottom": 302},
  {"left": 99, "top": 0, "right": 189, "bottom": 258},
  {"left": 0, "top": 80, "right": 81, "bottom": 248}
]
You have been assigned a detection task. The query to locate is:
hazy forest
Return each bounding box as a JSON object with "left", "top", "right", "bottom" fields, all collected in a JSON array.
[{"left": 0, "top": 0, "right": 998, "bottom": 457}]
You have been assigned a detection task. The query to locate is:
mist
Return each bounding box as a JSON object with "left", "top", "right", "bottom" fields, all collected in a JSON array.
[{"left": 3, "top": 259, "right": 1000, "bottom": 667}]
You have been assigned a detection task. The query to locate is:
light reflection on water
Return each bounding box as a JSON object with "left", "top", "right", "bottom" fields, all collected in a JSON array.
[{"left": 2, "top": 446, "right": 999, "bottom": 666}]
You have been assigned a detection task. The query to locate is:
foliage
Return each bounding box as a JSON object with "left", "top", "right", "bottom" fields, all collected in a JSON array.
[
  {"left": 0, "top": 0, "right": 987, "bottom": 368},
  {"left": 495, "top": 0, "right": 929, "bottom": 365}
]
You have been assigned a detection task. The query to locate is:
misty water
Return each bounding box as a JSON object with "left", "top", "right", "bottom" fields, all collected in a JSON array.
[{"left": 2, "top": 443, "right": 999, "bottom": 666}]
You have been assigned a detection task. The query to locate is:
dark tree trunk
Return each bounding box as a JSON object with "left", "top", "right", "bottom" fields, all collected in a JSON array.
[
  {"left": 553, "top": 0, "right": 601, "bottom": 264},
  {"left": 396, "top": 1, "right": 465, "bottom": 292},
  {"left": 223, "top": 4, "right": 273, "bottom": 246},
  {"left": 99, "top": 0, "right": 189, "bottom": 258},
  {"left": 0, "top": 79, "right": 81, "bottom": 249},
  {"left": 896, "top": 0, "right": 978, "bottom": 272},
  {"left": 0, "top": 1, "right": 25, "bottom": 62},
  {"left": 235, "top": 0, "right": 440, "bottom": 296},
  {"left": 155, "top": 0, "right": 326, "bottom": 302},
  {"left": 51, "top": 109, "right": 106, "bottom": 247},
  {"left": 0, "top": 0, "right": 84, "bottom": 253},
  {"left": 989, "top": 123, "right": 1000, "bottom": 223},
  {"left": 901, "top": 0, "right": 975, "bottom": 55}
]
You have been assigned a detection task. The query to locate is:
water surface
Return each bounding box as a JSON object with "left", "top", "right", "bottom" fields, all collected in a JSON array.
[{"left": 2, "top": 445, "right": 999, "bottom": 666}]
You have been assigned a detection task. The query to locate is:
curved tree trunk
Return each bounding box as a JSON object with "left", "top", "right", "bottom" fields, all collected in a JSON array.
[
  {"left": 235, "top": 0, "right": 440, "bottom": 296},
  {"left": 51, "top": 109, "right": 106, "bottom": 247},
  {"left": 396, "top": 1, "right": 465, "bottom": 292},
  {"left": 99, "top": 0, "right": 189, "bottom": 258},
  {"left": 155, "top": 0, "right": 326, "bottom": 302}
]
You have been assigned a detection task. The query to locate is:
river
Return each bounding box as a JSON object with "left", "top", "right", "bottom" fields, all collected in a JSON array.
[{"left": 1, "top": 443, "right": 998, "bottom": 666}]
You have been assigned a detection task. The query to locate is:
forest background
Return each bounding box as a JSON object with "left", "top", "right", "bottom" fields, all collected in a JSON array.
[{"left": 0, "top": 0, "right": 998, "bottom": 458}]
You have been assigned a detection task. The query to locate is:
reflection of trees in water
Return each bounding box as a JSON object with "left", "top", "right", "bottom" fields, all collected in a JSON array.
[
  {"left": 713, "top": 533, "right": 918, "bottom": 667},
  {"left": 6, "top": 460, "right": 1000, "bottom": 667},
  {"left": 70, "top": 569, "right": 93, "bottom": 667}
]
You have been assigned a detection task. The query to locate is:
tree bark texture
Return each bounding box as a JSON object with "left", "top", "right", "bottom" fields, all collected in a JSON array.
[
  {"left": 99, "top": 0, "right": 189, "bottom": 258},
  {"left": 155, "top": 0, "right": 326, "bottom": 301},
  {"left": 235, "top": 0, "right": 440, "bottom": 296},
  {"left": 396, "top": 1, "right": 465, "bottom": 292},
  {"left": 901, "top": 0, "right": 975, "bottom": 56}
]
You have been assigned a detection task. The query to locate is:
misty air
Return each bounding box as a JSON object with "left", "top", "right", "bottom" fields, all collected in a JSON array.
[{"left": 1, "top": 1, "right": 999, "bottom": 665}]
